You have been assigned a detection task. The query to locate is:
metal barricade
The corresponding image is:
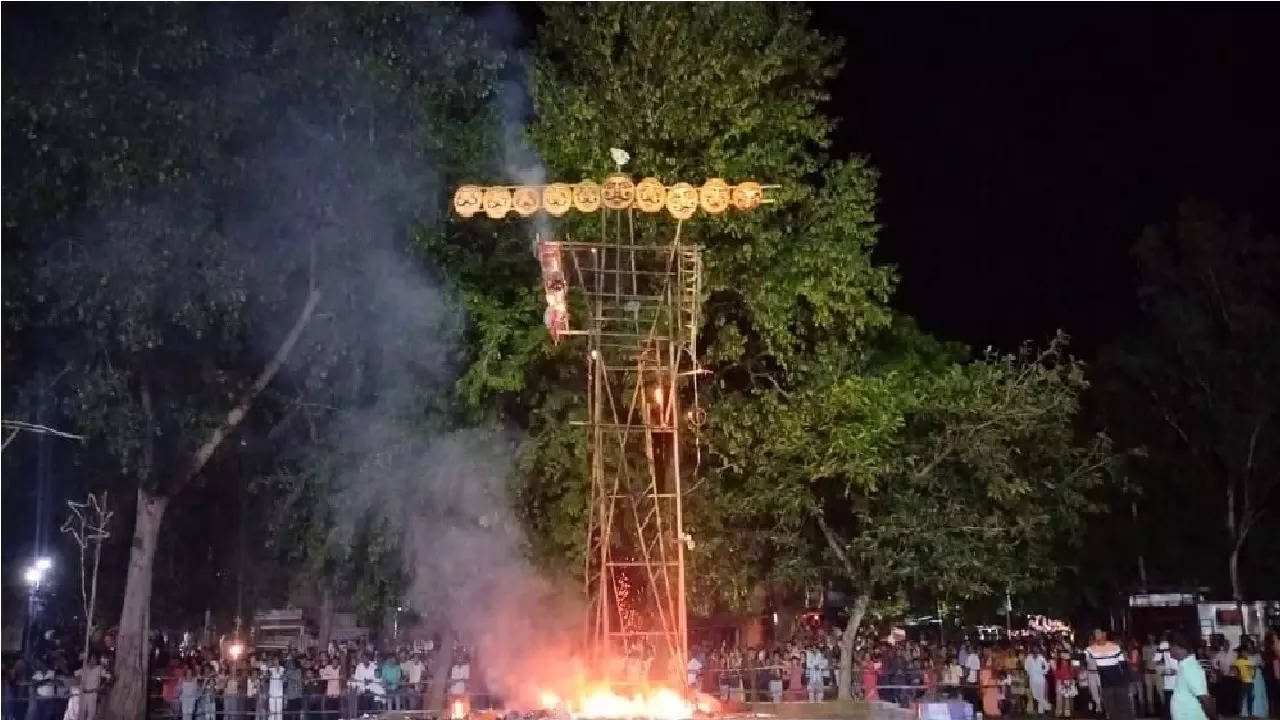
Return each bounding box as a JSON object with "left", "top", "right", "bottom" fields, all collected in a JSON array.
[{"left": 144, "top": 680, "right": 444, "bottom": 719}]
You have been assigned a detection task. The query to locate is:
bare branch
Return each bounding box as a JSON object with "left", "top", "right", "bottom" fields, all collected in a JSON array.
[
  {"left": 166, "top": 289, "right": 321, "bottom": 497},
  {"left": 0, "top": 419, "right": 86, "bottom": 442}
]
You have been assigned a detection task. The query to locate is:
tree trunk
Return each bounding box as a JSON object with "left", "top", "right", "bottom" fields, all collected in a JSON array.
[
  {"left": 105, "top": 289, "right": 319, "bottom": 720},
  {"left": 103, "top": 490, "right": 168, "bottom": 720},
  {"left": 317, "top": 585, "right": 335, "bottom": 651},
  {"left": 428, "top": 628, "right": 457, "bottom": 713},
  {"left": 837, "top": 593, "right": 870, "bottom": 703},
  {"left": 85, "top": 514, "right": 105, "bottom": 665}
]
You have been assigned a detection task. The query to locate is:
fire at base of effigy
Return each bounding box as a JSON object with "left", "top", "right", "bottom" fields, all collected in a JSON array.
[
  {"left": 450, "top": 657, "right": 721, "bottom": 720},
  {"left": 532, "top": 685, "right": 719, "bottom": 720},
  {"left": 456, "top": 687, "right": 718, "bottom": 720}
]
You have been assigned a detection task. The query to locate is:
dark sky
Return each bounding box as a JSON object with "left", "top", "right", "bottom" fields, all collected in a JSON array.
[{"left": 812, "top": 5, "right": 1280, "bottom": 355}]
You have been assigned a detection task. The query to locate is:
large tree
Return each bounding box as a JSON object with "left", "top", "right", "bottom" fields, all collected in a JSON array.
[
  {"left": 712, "top": 326, "right": 1111, "bottom": 697},
  {"left": 1103, "top": 200, "right": 1279, "bottom": 602},
  {"left": 3, "top": 6, "right": 505, "bottom": 717}
]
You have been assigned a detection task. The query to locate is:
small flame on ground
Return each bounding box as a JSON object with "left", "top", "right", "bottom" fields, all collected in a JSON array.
[{"left": 452, "top": 699, "right": 467, "bottom": 719}]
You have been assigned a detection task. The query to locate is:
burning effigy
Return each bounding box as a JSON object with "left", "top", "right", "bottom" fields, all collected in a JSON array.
[{"left": 452, "top": 167, "right": 774, "bottom": 720}]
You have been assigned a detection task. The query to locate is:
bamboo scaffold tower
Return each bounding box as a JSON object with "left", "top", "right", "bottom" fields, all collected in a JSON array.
[{"left": 453, "top": 160, "right": 776, "bottom": 684}]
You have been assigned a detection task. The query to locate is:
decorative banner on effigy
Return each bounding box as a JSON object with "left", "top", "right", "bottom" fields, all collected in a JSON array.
[{"left": 452, "top": 176, "right": 777, "bottom": 220}]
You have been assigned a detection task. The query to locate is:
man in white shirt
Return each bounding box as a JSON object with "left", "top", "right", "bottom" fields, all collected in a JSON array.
[
  {"left": 1025, "top": 647, "right": 1051, "bottom": 714},
  {"left": 319, "top": 655, "right": 341, "bottom": 715},
  {"left": 964, "top": 650, "right": 982, "bottom": 683},
  {"left": 353, "top": 653, "right": 378, "bottom": 716},
  {"left": 686, "top": 654, "right": 703, "bottom": 690},
  {"left": 449, "top": 658, "right": 470, "bottom": 697},
  {"left": 805, "top": 647, "right": 829, "bottom": 703},
  {"left": 1143, "top": 636, "right": 1162, "bottom": 717},
  {"left": 1211, "top": 644, "right": 1236, "bottom": 719},
  {"left": 1156, "top": 639, "right": 1178, "bottom": 715},
  {"left": 402, "top": 653, "right": 425, "bottom": 710},
  {"left": 76, "top": 655, "right": 106, "bottom": 720}
]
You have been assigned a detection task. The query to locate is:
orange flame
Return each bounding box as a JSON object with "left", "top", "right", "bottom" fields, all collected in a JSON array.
[
  {"left": 452, "top": 699, "right": 467, "bottom": 719},
  {"left": 537, "top": 685, "right": 697, "bottom": 720}
]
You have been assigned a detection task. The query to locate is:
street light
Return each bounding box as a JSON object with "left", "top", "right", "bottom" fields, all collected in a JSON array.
[
  {"left": 24, "top": 556, "right": 52, "bottom": 587},
  {"left": 22, "top": 556, "right": 53, "bottom": 662}
]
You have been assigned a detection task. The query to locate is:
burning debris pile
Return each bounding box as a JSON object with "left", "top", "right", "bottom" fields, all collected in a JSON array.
[{"left": 458, "top": 685, "right": 716, "bottom": 720}]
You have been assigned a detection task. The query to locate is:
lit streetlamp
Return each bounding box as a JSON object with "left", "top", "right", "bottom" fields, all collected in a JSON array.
[{"left": 22, "top": 556, "right": 54, "bottom": 661}]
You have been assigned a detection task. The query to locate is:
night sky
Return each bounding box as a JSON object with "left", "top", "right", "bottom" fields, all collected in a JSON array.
[{"left": 814, "top": 5, "right": 1280, "bottom": 356}]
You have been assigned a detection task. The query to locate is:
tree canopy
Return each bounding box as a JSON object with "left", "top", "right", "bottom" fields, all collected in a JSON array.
[
  {"left": 1100, "top": 200, "right": 1280, "bottom": 601},
  {"left": 4, "top": 5, "right": 509, "bottom": 717}
]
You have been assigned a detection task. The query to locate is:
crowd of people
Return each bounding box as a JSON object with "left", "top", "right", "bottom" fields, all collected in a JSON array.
[
  {"left": 150, "top": 641, "right": 458, "bottom": 720},
  {"left": 7, "top": 623, "right": 1280, "bottom": 720},
  {"left": 685, "top": 626, "right": 1280, "bottom": 720},
  {"left": 685, "top": 626, "right": 845, "bottom": 703},
  {"left": 3, "top": 625, "right": 112, "bottom": 720},
  {"left": 3, "top": 634, "right": 479, "bottom": 720}
]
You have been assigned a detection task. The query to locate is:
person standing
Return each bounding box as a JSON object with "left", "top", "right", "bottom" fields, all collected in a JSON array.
[
  {"left": 1167, "top": 633, "right": 1216, "bottom": 720},
  {"left": 860, "top": 655, "right": 880, "bottom": 702},
  {"left": 319, "top": 655, "right": 340, "bottom": 716},
  {"left": 246, "top": 665, "right": 262, "bottom": 720},
  {"left": 1234, "top": 647, "right": 1258, "bottom": 717},
  {"left": 1055, "top": 651, "right": 1077, "bottom": 718},
  {"left": 1129, "top": 641, "right": 1146, "bottom": 717},
  {"left": 980, "top": 655, "right": 1002, "bottom": 718},
  {"left": 381, "top": 653, "right": 403, "bottom": 712},
  {"left": 805, "top": 644, "right": 828, "bottom": 703},
  {"left": 1154, "top": 639, "right": 1178, "bottom": 719},
  {"left": 1026, "top": 647, "right": 1051, "bottom": 715},
  {"left": 685, "top": 650, "right": 703, "bottom": 695},
  {"left": 1244, "top": 643, "right": 1269, "bottom": 718},
  {"left": 768, "top": 651, "right": 785, "bottom": 704},
  {"left": 1213, "top": 642, "right": 1236, "bottom": 717},
  {"left": 75, "top": 656, "right": 104, "bottom": 720},
  {"left": 401, "top": 652, "right": 423, "bottom": 711},
  {"left": 1087, "top": 629, "right": 1134, "bottom": 720},
  {"left": 223, "top": 670, "right": 241, "bottom": 720},
  {"left": 965, "top": 648, "right": 983, "bottom": 709},
  {"left": 266, "top": 657, "right": 284, "bottom": 720},
  {"left": 354, "top": 653, "right": 377, "bottom": 717},
  {"left": 1142, "top": 637, "right": 1160, "bottom": 718},
  {"left": 179, "top": 668, "right": 200, "bottom": 720}
]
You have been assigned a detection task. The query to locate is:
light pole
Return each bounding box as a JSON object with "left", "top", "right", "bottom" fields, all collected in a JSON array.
[
  {"left": 394, "top": 606, "right": 404, "bottom": 642},
  {"left": 23, "top": 556, "right": 54, "bottom": 661}
]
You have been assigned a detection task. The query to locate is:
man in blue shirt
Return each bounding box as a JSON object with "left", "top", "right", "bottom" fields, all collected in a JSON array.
[{"left": 1169, "top": 632, "right": 1218, "bottom": 720}]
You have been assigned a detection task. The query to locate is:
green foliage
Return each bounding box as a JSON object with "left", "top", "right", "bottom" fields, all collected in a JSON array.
[
  {"left": 708, "top": 325, "right": 1111, "bottom": 609},
  {"left": 426, "top": 4, "right": 898, "bottom": 582},
  {"left": 4, "top": 3, "right": 511, "bottom": 623},
  {"left": 3, "top": 5, "right": 256, "bottom": 490}
]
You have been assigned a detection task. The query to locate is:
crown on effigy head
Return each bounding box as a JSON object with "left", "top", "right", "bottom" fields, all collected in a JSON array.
[{"left": 453, "top": 176, "right": 776, "bottom": 220}]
